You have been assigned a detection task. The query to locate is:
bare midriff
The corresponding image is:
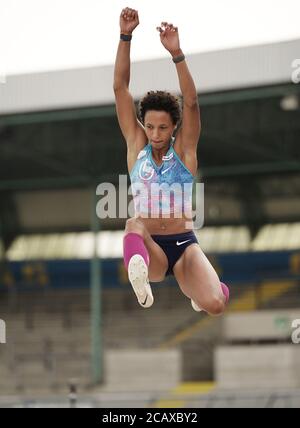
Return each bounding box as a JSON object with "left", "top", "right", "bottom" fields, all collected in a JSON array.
[{"left": 136, "top": 214, "right": 194, "bottom": 235}]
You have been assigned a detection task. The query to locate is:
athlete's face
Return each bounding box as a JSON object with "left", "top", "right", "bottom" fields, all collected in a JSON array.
[{"left": 144, "top": 110, "right": 176, "bottom": 149}]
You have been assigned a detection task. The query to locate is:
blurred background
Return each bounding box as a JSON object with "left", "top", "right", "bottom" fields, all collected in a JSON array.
[{"left": 0, "top": 0, "right": 300, "bottom": 408}]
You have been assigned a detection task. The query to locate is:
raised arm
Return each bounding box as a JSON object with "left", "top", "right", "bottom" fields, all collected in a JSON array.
[
  {"left": 157, "top": 23, "right": 201, "bottom": 152},
  {"left": 113, "top": 8, "right": 146, "bottom": 152}
]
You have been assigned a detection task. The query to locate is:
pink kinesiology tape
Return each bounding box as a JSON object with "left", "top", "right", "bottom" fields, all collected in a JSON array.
[
  {"left": 123, "top": 232, "right": 150, "bottom": 269},
  {"left": 221, "top": 282, "right": 230, "bottom": 304}
]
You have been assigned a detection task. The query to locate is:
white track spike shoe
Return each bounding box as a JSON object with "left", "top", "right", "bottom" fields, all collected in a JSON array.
[{"left": 128, "top": 255, "right": 154, "bottom": 309}]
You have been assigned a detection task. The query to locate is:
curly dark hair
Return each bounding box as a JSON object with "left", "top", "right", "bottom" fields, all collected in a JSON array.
[{"left": 138, "top": 91, "right": 182, "bottom": 126}]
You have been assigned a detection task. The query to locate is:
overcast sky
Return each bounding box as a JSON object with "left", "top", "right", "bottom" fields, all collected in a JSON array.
[{"left": 1, "top": 0, "right": 300, "bottom": 76}]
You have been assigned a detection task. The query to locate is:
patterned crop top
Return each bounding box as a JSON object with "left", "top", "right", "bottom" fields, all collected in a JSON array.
[{"left": 129, "top": 137, "right": 195, "bottom": 219}]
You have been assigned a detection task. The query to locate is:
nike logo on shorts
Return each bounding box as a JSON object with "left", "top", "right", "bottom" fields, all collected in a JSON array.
[{"left": 176, "top": 240, "right": 191, "bottom": 246}]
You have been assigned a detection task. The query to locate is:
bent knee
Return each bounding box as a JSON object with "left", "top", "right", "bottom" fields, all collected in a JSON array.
[
  {"left": 208, "top": 297, "right": 225, "bottom": 316},
  {"left": 125, "top": 218, "right": 145, "bottom": 235},
  {"left": 149, "top": 274, "right": 165, "bottom": 283},
  {"left": 198, "top": 296, "right": 225, "bottom": 316}
]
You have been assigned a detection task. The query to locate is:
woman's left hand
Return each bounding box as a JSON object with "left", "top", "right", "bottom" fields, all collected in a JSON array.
[{"left": 157, "top": 22, "right": 181, "bottom": 55}]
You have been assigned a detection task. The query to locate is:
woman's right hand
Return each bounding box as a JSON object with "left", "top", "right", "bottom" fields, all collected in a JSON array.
[{"left": 120, "top": 7, "right": 139, "bottom": 35}]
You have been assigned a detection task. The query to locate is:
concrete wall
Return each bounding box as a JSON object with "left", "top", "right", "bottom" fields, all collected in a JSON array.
[
  {"left": 222, "top": 309, "right": 300, "bottom": 341},
  {"left": 103, "top": 350, "right": 182, "bottom": 392},
  {"left": 215, "top": 345, "right": 300, "bottom": 389}
]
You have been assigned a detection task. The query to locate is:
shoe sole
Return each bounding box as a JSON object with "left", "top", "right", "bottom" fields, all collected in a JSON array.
[
  {"left": 191, "top": 299, "right": 203, "bottom": 312},
  {"left": 128, "top": 255, "right": 153, "bottom": 309}
]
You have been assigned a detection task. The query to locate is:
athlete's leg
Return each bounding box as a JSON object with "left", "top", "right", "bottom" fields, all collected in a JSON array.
[
  {"left": 124, "top": 218, "right": 168, "bottom": 282},
  {"left": 173, "top": 244, "right": 228, "bottom": 316},
  {"left": 123, "top": 218, "right": 169, "bottom": 308}
]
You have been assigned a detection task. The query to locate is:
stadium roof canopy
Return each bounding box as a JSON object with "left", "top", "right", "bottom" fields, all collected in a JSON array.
[{"left": 0, "top": 39, "right": 299, "bottom": 115}]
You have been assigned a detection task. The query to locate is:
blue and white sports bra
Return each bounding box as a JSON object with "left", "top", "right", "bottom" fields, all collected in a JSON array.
[{"left": 129, "top": 137, "right": 195, "bottom": 218}]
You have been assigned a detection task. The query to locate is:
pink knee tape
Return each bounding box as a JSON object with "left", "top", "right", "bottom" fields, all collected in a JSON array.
[
  {"left": 123, "top": 232, "right": 150, "bottom": 270},
  {"left": 221, "top": 282, "right": 229, "bottom": 304}
]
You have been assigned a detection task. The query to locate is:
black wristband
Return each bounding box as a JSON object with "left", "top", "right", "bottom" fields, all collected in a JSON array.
[
  {"left": 172, "top": 54, "right": 185, "bottom": 64},
  {"left": 120, "top": 33, "right": 132, "bottom": 42}
]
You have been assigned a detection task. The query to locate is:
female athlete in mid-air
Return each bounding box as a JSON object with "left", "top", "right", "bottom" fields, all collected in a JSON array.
[{"left": 114, "top": 7, "right": 229, "bottom": 314}]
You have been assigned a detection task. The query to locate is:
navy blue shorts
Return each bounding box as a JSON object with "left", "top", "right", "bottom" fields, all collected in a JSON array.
[{"left": 151, "top": 231, "right": 199, "bottom": 277}]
